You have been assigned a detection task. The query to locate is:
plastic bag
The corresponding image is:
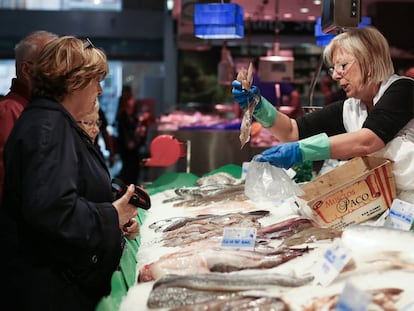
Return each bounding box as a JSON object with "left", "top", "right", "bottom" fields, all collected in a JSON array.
[{"left": 245, "top": 156, "right": 304, "bottom": 203}]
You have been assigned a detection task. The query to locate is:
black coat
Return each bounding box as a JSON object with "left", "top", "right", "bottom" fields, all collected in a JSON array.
[{"left": 0, "top": 98, "right": 124, "bottom": 310}]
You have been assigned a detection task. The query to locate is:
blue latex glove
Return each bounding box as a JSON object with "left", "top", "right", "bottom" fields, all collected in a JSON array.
[
  {"left": 231, "top": 80, "right": 261, "bottom": 110},
  {"left": 256, "top": 133, "right": 331, "bottom": 169},
  {"left": 256, "top": 142, "right": 303, "bottom": 169}
]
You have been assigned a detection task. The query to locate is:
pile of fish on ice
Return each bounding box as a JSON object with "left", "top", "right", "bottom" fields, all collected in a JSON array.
[{"left": 119, "top": 172, "right": 414, "bottom": 311}]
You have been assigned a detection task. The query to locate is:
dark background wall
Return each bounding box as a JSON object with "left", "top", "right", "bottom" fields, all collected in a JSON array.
[{"left": 0, "top": 2, "right": 166, "bottom": 60}]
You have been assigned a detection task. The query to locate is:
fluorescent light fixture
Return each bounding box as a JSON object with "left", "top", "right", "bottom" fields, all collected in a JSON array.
[
  {"left": 258, "top": 55, "right": 295, "bottom": 82},
  {"left": 194, "top": 3, "right": 244, "bottom": 39}
]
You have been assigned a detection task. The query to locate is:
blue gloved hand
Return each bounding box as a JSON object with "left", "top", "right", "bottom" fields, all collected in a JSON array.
[
  {"left": 256, "top": 142, "right": 303, "bottom": 169},
  {"left": 255, "top": 133, "right": 331, "bottom": 169},
  {"left": 231, "top": 80, "right": 261, "bottom": 110}
]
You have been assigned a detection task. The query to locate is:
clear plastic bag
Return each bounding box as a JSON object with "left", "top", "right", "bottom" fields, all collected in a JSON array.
[{"left": 245, "top": 156, "right": 304, "bottom": 203}]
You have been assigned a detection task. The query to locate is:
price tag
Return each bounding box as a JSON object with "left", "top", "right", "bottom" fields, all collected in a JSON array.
[
  {"left": 221, "top": 227, "right": 257, "bottom": 251},
  {"left": 335, "top": 282, "right": 371, "bottom": 311},
  {"left": 385, "top": 199, "right": 414, "bottom": 231},
  {"left": 314, "top": 239, "right": 352, "bottom": 287}
]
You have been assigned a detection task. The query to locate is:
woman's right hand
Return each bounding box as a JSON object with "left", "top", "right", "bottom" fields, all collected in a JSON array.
[{"left": 112, "top": 184, "right": 138, "bottom": 230}]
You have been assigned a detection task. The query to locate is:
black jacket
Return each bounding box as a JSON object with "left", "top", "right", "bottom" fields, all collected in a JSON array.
[{"left": 0, "top": 98, "right": 124, "bottom": 310}]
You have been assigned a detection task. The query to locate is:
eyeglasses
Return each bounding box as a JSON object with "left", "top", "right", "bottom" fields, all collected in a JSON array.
[
  {"left": 77, "top": 120, "right": 102, "bottom": 128},
  {"left": 83, "top": 38, "right": 95, "bottom": 49},
  {"left": 328, "top": 60, "right": 355, "bottom": 77}
]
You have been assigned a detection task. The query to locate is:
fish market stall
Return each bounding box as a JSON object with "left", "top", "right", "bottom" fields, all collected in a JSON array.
[{"left": 113, "top": 162, "right": 414, "bottom": 311}]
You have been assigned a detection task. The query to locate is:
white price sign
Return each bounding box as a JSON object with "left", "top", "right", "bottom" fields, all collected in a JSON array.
[
  {"left": 385, "top": 198, "right": 414, "bottom": 231},
  {"left": 315, "top": 239, "right": 352, "bottom": 287},
  {"left": 221, "top": 227, "right": 257, "bottom": 251}
]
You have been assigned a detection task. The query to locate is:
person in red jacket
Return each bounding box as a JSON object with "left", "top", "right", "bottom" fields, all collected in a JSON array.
[{"left": 0, "top": 30, "right": 57, "bottom": 205}]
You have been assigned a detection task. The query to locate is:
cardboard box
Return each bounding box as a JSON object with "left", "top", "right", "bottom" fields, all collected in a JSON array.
[{"left": 298, "top": 157, "right": 396, "bottom": 229}]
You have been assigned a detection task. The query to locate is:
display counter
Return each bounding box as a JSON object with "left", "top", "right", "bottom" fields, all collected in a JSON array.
[{"left": 98, "top": 164, "right": 414, "bottom": 311}]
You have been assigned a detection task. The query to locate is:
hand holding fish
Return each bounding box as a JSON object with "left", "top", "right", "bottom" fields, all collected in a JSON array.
[
  {"left": 234, "top": 62, "right": 262, "bottom": 148},
  {"left": 232, "top": 63, "right": 261, "bottom": 110}
]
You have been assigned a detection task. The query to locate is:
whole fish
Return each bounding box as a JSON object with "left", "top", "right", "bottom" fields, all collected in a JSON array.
[
  {"left": 169, "top": 296, "right": 290, "bottom": 311},
  {"left": 173, "top": 184, "right": 248, "bottom": 207},
  {"left": 148, "top": 214, "right": 214, "bottom": 233},
  {"left": 281, "top": 226, "right": 342, "bottom": 247},
  {"left": 153, "top": 272, "right": 315, "bottom": 291},
  {"left": 147, "top": 286, "right": 237, "bottom": 309},
  {"left": 148, "top": 271, "right": 306, "bottom": 310},
  {"left": 257, "top": 217, "right": 315, "bottom": 239},
  {"left": 196, "top": 172, "right": 243, "bottom": 186},
  {"left": 139, "top": 246, "right": 310, "bottom": 282},
  {"left": 237, "top": 62, "right": 259, "bottom": 149}
]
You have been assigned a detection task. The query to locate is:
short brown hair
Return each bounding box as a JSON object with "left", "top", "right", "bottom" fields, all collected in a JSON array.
[{"left": 31, "top": 36, "right": 108, "bottom": 101}]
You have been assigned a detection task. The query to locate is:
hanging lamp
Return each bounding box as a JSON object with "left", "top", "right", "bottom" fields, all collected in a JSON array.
[
  {"left": 258, "top": 0, "right": 294, "bottom": 82},
  {"left": 193, "top": 2, "right": 244, "bottom": 39}
]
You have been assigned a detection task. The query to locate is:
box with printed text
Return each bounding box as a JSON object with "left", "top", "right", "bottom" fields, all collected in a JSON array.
[{"left": 298, "top": 157, "right": 396, "bottom": 229}]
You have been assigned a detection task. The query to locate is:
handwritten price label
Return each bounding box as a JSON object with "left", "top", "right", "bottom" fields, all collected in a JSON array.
[
  {"left": 221, "top": 227, "right": 257, "bottom": 251},
  {"left": 315, "top": 239, "right": 352, "bottom": 287},
  {"left": 385, "top": 199, "right": 414, "bottom": 231}
]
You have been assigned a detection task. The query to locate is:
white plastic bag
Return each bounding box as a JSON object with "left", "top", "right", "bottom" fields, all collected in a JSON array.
[{"left": 245, "top": 157, "right": 304, "bottom": 203}]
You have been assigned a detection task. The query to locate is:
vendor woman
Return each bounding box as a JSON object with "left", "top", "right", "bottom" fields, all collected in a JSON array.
[{"left": 232, "top": 26, "right": 414, "bottom": 202}]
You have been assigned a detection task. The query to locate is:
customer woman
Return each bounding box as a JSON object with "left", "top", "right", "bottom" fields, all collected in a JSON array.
[
  {"left": 232, "top": 26, "right": 414, "bottom": 200},
  {"left": 1, "top": 36, "right": 139, "bottom": 310}
]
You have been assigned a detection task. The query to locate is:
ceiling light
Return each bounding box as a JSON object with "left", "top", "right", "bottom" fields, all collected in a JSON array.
[
  {"left": 283, "top": 13, "right": 293, "bottom": 19},
  {"left": 300, "top": 7, "right": 310, "bottom": 13},
  {"left": 314, "top": 0, "right": 321, "bottom": 5}
]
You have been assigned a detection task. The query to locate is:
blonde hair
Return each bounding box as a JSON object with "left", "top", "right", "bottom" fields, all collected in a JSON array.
[
  {"left": 31, "top": 36, "right": 108, "bottom": 101},
  {"left": 323, "top": 26, "right": 394, "bottom": 84}
]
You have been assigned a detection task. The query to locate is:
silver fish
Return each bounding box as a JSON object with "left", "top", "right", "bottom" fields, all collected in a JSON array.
[
  {"left": 281, "top": 226, "right": 342, "bottom": 247},
  {"left": 196, "top": 172, "right": 243, "bottom": 186},
  {"left": 160, "top": 211, "right": 269, "bottom": 247},
  {"left": 169, "top": 295, "right": 290, "bottom": 311},
  {"left": 153, "top": 272, "right": 315, "bottom": 291},
  {"left": 173, "top": 184, "right": 248, "bottom": 207},
  {"left": 148, "top": 271, "right": 306, "bottom": 310},
  {"left": 147, "top": 286, "right": 237, "bottom": 309}
]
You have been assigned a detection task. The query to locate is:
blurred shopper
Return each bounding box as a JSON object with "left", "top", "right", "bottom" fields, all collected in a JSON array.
[
  {"left": 98, "top": 107, "right": 116, "bottom": 166},
  {"left": 116, "top": 90, "right": 143, "bottom": 185},
  {"left": 405, "top": 66, "right": 414, "bottom": 79},
  {"left": 320, "top": 75, "right": 347, "bottom": 106},
  {"left": 232, "top": 27, "right": 414, "bottom": 201},
  {"left": 78, "top": 99, "right": 116, "bottom": 166},
  {"left": 0, "top": 30, "right": 57, "bottom": 206},
  {"left": 77, "top": 99, "right": 102, "bottom": 144},
  {"left": 0, "top": 36, "right": 139, "bottom": 310}
]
